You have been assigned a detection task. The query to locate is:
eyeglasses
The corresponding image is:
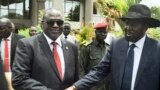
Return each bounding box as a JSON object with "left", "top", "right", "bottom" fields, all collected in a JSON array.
[{"left": 44, "top": 19, "right": 64, "bottom": 26}]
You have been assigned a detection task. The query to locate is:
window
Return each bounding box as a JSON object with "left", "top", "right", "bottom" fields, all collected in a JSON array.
[
  {"left": 64, "top": 0, "right": 80, "bottom": 21},
  {"left": 0, "top": 0, "right": 31, "bottom": 19},
  {"left": 45, "top": 0, "right": 52, "bottom": 9},
  {"left": 93, "top": 2, "right": 98, "bottom": 14}
]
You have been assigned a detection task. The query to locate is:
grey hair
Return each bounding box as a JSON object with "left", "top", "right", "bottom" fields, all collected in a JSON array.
[
  {"left": 42, "top": 8, "right": 63, "bottom": 21},
  {"left": 0, "top": 18, "right": 13, "bottom": 28}
]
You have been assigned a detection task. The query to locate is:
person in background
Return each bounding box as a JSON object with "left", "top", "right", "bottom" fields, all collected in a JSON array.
[
  {"left": 29, "top": 26, "right": 38, "bottom": 36},
  {"left": 62, "top": 22, "right": 78, "bottom": 45},
  {"left": 79, "top": 23, "right": 110, "bottom": 90},
  {"left": 12, "top": 8, "right": 79, "bottom": 90},
  {"left": 65, "top": 4, "right": 160, "bottom": 90},
  {"left": 0, "top": 18, "right": 24, "bottom": 71},
  {"left": 0, "top": 18, "right": 24, "bottom": 90}
]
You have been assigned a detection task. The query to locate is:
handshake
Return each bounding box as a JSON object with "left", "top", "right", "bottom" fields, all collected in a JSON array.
[{"left": 65, "top": 85, "right": 77, "bottom": 90}]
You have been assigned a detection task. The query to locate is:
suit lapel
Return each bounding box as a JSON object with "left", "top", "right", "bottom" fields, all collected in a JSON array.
[
  {"left": 11, "top": 34, "right": 17, "bottom": 66},
  {"left": 60, "top": 38, "right": 69, "bottom": 82},
  {"left": 134, "top": 37, "right": 152, "bottom": 88},
  {"left": 118, "top": 38, "right": 129, "bottom": 88},
  {"left": 38, "top": 34, "right": 61, "bottom": 81}
]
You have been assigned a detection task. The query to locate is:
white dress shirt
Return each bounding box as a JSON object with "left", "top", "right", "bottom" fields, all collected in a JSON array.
[
  {"left": 61, "top": 34, "right": 77, "bottom": 45},
  {"left": 43, "top": 33, "right": 65, "bottom": 78},
  {"left": 129, "top": 35, "right": 146, "bottom": 90},
  {"left": 1, "top": 33, "right": 12, "bottom": 72}
]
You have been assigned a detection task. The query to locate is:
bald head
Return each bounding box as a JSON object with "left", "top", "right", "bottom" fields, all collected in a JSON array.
[
  {"left": 0, "top": 18, "right": 12, "bottom": 28},
  {"left": 41, "top": 8, "right": 64, "bottom": 41},
  {"left": 43, "top": 8, "right": 63, "bottom": 20},
  {"left": 0, "top": 18, "right": 13, "bottom": 38},
  {"left": 29, "top": 26, "right": 37, "bottom": 36}
]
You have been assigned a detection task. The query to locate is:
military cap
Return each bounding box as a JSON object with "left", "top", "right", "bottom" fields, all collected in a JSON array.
[{"left": 94, "top": 23, "right": 108, "bottom": 29}]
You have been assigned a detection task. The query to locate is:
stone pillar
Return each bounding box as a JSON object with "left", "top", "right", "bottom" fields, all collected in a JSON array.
[
  {"left": 31, "top": 0, "right": 38, "bottom": 26},
  {"left": 32, "top": 0, "right": 45, "bottom": 25},
  {"left": 52, "top": 0, "right": 64, "bottom": 17},
  {"left": 84, "top": 0, "right": 93, "bottom": 25}
]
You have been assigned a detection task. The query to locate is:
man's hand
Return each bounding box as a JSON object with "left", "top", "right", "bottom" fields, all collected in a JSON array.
[
  {"left": 65, "top": 85, "right": 77, "bottom": 90},
  {"left": 5, "top": 72, "right": 14, "bottom": 90}
]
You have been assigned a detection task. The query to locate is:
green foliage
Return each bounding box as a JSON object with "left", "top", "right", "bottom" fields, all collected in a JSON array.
[
  {"left": 18, "top": 10, "right": 43, "bottom": 37},
  {"left": 18, "top": 28, "right": 30, "bottom": 38},
  {"left": 147, "top": 28, "right": 160, "bottom": 40},
  {"left": 96, "top": 0, "right": 141, "bottom": 18},
  {"left": 67, "top": 5, "right": 80, "bottom": 21},
  {"left": 76, "top": 24, "right": 95, "bottom": 45},
  {"left": 18, "top": 25, "right": 42, "bottom": 37},
  {"left": 151, "top": 7, "right": 160, "bottom": 20},
  {"left": 38, "top": 10, "right": 44, "bottom": 24}
]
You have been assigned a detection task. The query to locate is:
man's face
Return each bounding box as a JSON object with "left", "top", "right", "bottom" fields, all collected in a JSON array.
[
  {"left": 29, "top": 28, "right": 37, "bottom": 36},
  {"left": 63, "top": 25, "right": 71, "bottom": 36},
  {"left": 95, "top": 28, "right": 107, "bottom": 42},
  {"left": 124, "top": 19, "right": 147, "bottom": 42},
  {"left": 0, "top": 21, "right": 12, "bottom": 38},
  {"left": 42, "top": 15, "right": 63, "bottom": 41}
]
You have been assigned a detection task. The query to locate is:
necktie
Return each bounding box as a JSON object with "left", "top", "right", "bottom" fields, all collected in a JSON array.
[
  {"left": 121, "top": 44, "right": 136, "bottom": 90},
  {"left": 65, "top": 36, "right": 67, "bottom": 39},
  {"left": 4, "top": 38, "right": 9, "bottom": 72},
  {"left": 52, "top": 42, "right": 63, "bottom": 80}
]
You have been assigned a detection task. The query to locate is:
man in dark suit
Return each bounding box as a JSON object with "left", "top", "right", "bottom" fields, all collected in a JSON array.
[
  {"left": 12, "top": 8, "right": 79, "bottom": 90},
  {"left": 0, "top": 18, "right": 24, "bottom": 90},
  {"left": 65, "top": 4, "right": 160, "bottom": 90},
  {"left": 0, "top": 18, "right": 24, "bottom": 71}
]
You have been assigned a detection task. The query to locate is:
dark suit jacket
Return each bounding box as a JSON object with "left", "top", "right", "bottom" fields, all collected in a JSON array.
[
  {"left": 0, "top": 60, "right": 8, "bottom": 90},
  {"left": 0, "top": 33, "right": 24, "bottom": 68},
  {"left": 12, "top": 33, "right": 79, "bottom": 90},
  {"left": 10, "top": 33, "right": 24, "bottom": 68},
  {"left": 75, "top": 36, "right": 160, "bottom": 90}
]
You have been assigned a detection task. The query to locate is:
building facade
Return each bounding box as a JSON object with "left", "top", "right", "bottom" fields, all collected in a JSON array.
[{"left": 0, "top": 0, "right": 104, "bottom": 30}]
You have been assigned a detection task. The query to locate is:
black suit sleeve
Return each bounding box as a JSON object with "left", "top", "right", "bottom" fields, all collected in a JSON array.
[
  {"left": 12, "top": 39, "right": 52, "bottom": 90},
  {"left": 74, "top": 44, "right": 79, "bottom": 82},
  {"left": 0, "top": 60, "right": 8, "bottom": 90}
]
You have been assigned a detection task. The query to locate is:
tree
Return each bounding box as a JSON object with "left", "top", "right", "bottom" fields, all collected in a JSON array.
[
  {"left": 67, "top": 5, "right": 80, "bottom": 21},
  {"left": 96, "top": 0, "right": 141, "bottom": 31}
]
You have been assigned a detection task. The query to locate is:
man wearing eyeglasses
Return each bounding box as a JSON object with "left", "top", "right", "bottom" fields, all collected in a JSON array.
[
  {"left": 79, "top": 23, "right": 110, "bottom": 90},
  {"left": 12, "top": 8, "right": 79, "bottom": 90}
]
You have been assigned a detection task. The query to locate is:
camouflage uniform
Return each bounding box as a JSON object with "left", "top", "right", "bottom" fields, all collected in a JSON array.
[{"left": 79, "top": 39, "right": 110, "bottom": 90}]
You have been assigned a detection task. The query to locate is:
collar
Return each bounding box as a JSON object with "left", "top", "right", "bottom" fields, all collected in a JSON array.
[
  {"left": 94, "top": 39, "right": 107, "bottom": 47},
  {"left": 2, "top": 33, "right": 12, "bottom": 41},
  {"left": 129, "top": 35, "right": 146, "bottom": 49},
  {"left": 43, "top": 33, "right": 62, "bottom": 47}
]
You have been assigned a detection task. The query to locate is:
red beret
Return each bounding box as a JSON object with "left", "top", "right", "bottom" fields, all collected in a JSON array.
[{"left": 94, "top": 23, "right": 108, "bottom": 29}]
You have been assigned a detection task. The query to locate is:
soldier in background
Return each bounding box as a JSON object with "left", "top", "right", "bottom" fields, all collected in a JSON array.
[{"left": 79, "top": 23, "right": 110, "bottom": 90}]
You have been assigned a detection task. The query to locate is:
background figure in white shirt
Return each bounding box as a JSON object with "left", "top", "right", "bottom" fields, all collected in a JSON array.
[{"left": 62, "top": 22, "right": 78, "bottom": 45}]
